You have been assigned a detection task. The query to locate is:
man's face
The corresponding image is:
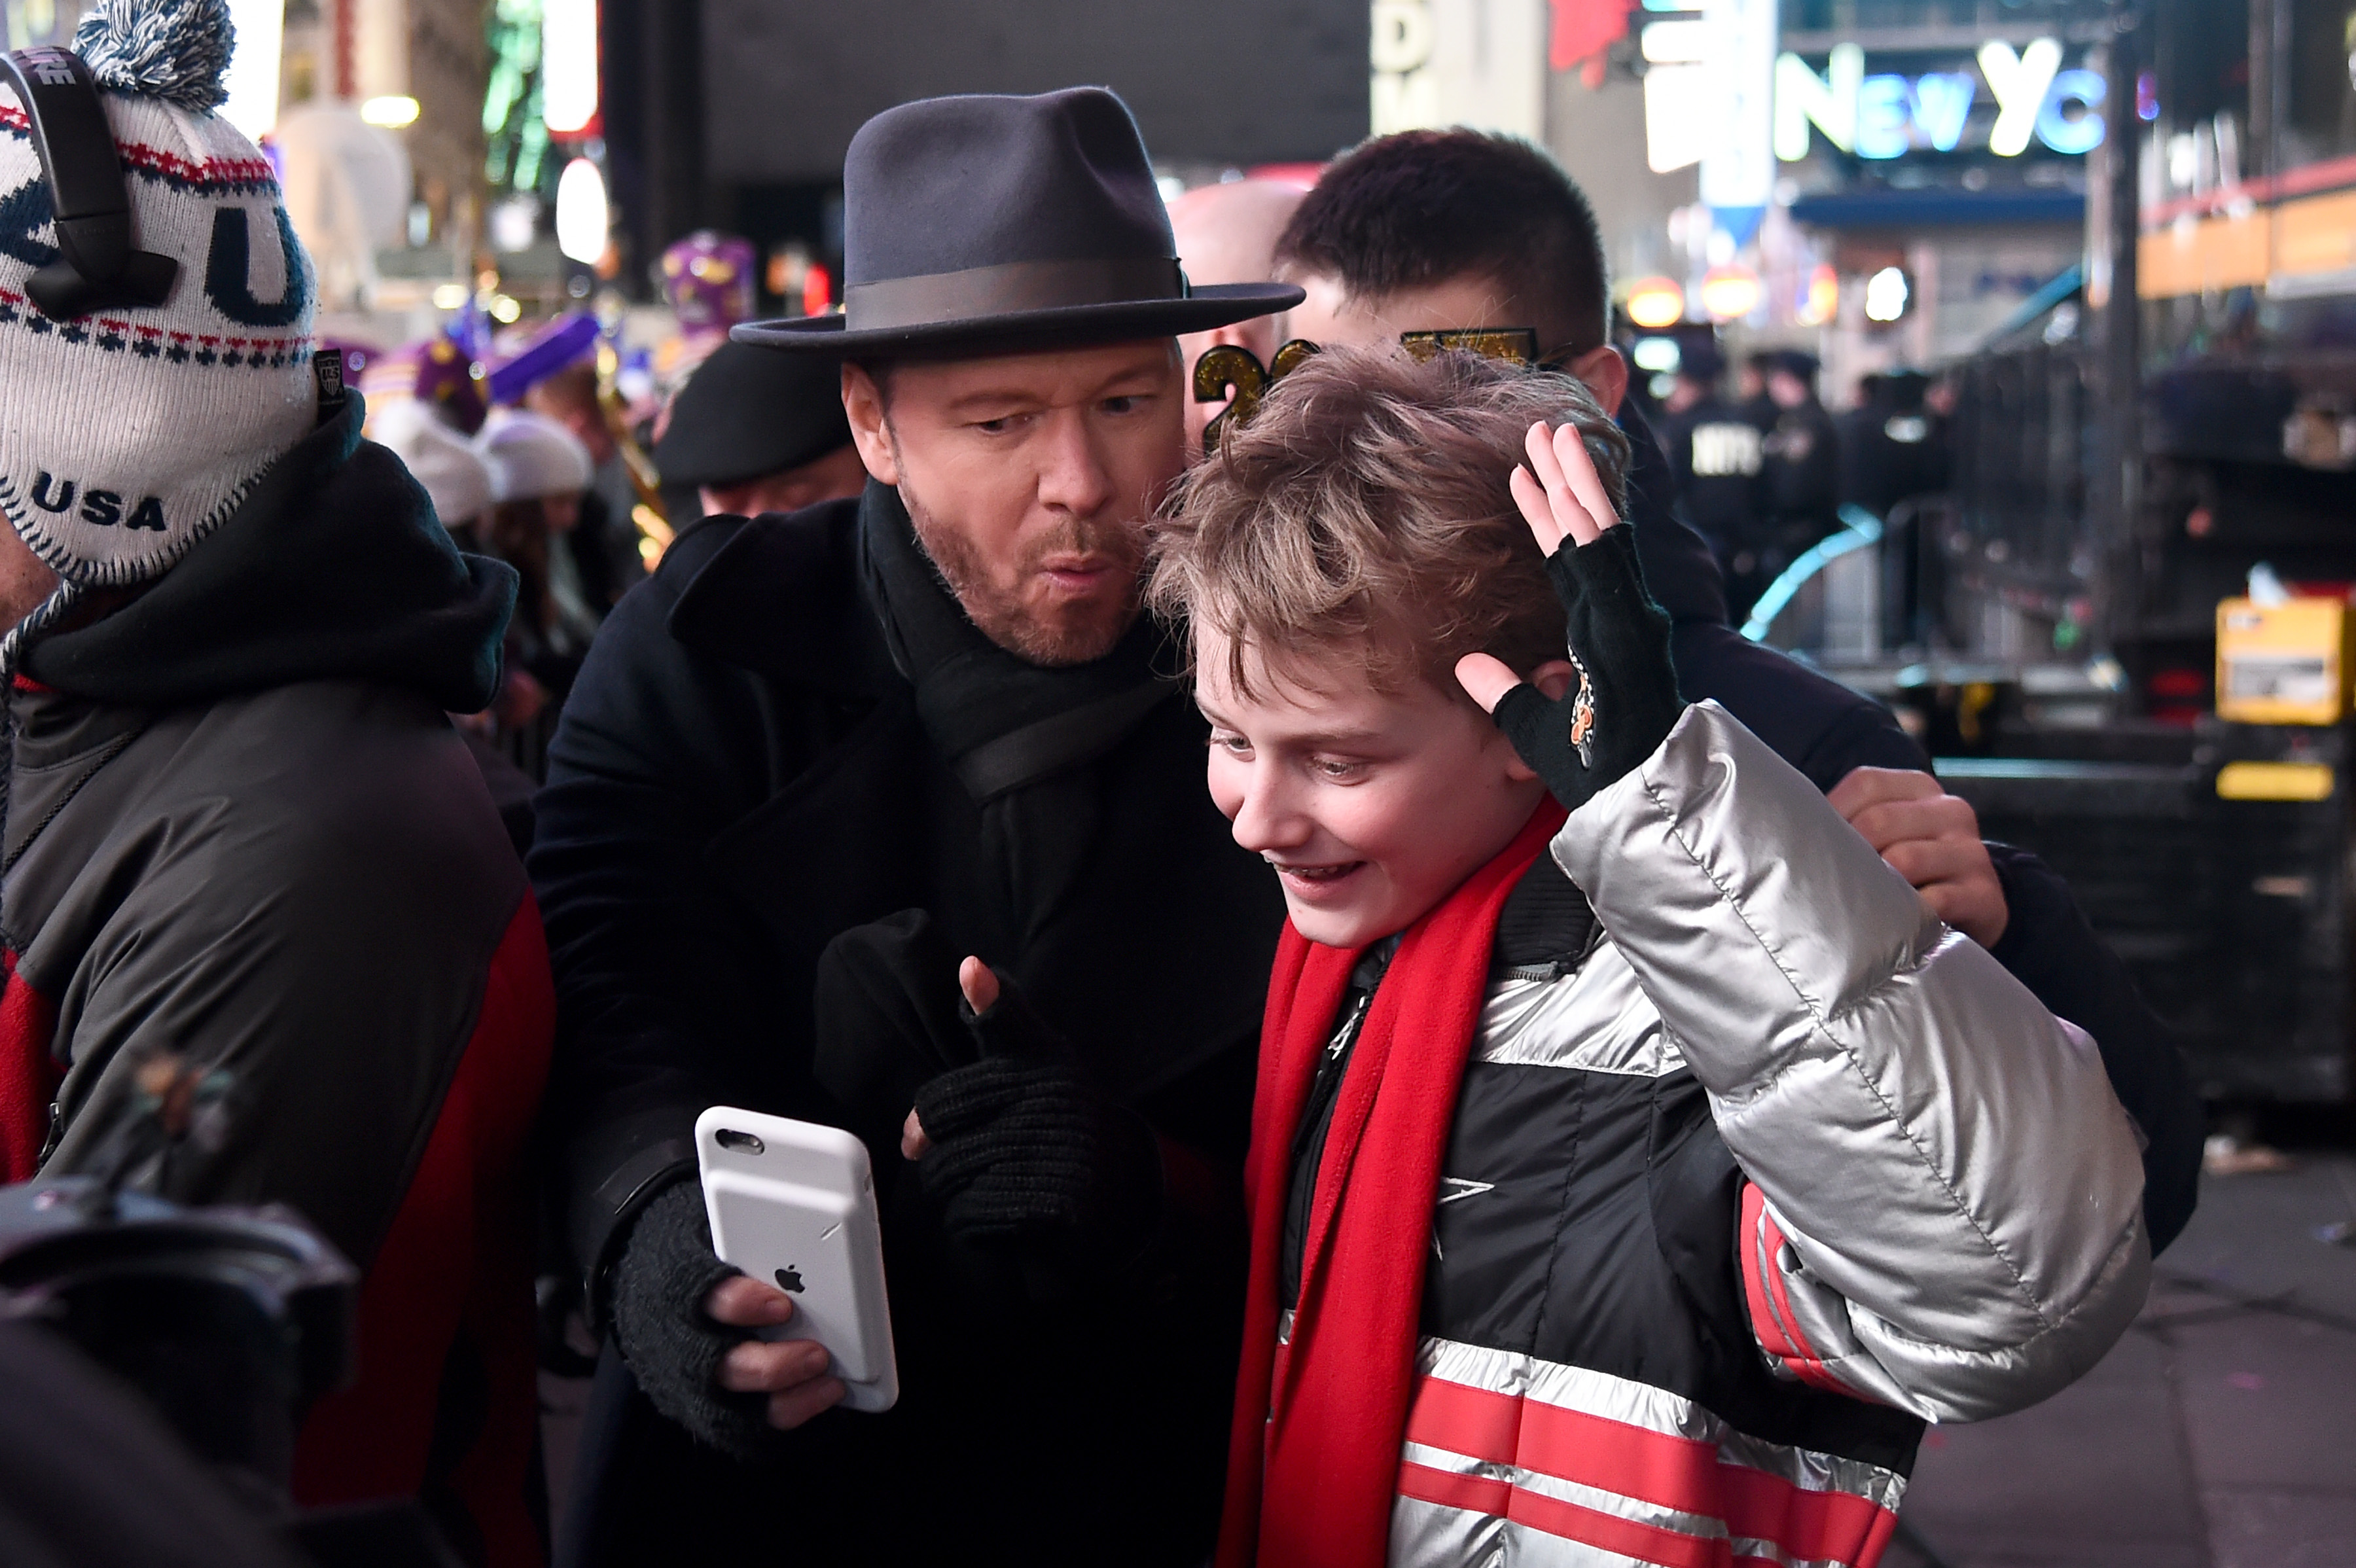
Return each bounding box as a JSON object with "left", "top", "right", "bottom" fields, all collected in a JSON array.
[
  {"left": 1196, "top": 626, "right": 1546, "bottom": 949},
  {"left": 842, "top": 340, "right": 1183, "bottom": 667},
  {"left": 1281, "top": 268, "right": 1628, "bottom": 416},
  {"left": 1768, "top": 370, "right": 1812, "bottom": 410}
]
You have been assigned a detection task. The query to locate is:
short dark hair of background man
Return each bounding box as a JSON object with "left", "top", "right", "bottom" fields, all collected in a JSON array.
[{"left": 1279, "top": 128, "right": 1609, "bottom": 363}]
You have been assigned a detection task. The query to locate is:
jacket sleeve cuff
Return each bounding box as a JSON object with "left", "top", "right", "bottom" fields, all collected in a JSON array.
[{"left": 571, "top": 1104, "right": 703, "bottom": 1328}]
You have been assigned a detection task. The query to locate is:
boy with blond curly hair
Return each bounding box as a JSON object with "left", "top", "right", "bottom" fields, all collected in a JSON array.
[{"left": 1147, "top": 347, "right": 2150, "bottom": 1568}]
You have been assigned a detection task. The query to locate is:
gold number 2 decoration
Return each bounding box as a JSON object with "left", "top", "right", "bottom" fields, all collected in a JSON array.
[{"left": 1196, "top": 339, "right": 1323, "bottom": 455}]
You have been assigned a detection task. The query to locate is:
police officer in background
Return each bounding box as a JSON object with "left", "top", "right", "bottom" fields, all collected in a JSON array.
[
  {"left": 1838, "top": 368, "right": 1948, "bottom": 523},
  {"left": 1747, "top": 348, "right": 1843, "bottom": 619},
  {"left": 1656, "top": 335, "right": 1772, "bottom": 621},
  {"left": 1758, "top": 348, "right": 1842, "bottom": 530},
  {"left": 1838, "top": 368, "right": 1952, "bottom": 647}
]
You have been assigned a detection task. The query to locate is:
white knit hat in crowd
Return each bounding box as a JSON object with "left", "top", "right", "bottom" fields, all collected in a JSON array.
[
  {"left": 0, "top": 0, "right": 319, "bottom": 667},
  {"left": 372, "top": 398, "right": 495, "bottom": 529},
  {"left": 479, "top": 410, "right": 592, "bottom": 505}
]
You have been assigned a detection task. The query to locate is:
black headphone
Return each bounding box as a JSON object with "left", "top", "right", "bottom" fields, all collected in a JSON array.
[{"left": 0, "top": 45, "right": 177, "bottom": 319}]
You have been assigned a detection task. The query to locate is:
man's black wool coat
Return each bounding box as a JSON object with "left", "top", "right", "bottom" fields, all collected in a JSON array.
[{"left": 533, "top": 490, "right": 1279, "bottom": 1565}]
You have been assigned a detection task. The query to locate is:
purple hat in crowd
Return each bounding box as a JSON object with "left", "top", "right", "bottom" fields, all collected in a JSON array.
[
  {"left": 488, "top": 312, "right": 601, "bottom": 405},
  {"left": 662, "top": 232, "right": 757, "bottom": 332},
  {"left": 359, "top": 334, "right": 490, "bottom": 435}
]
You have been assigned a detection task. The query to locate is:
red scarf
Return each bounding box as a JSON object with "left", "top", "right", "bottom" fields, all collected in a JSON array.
[{"left": 1217, "top": 800, "right": 1567, "bottom": 1568}]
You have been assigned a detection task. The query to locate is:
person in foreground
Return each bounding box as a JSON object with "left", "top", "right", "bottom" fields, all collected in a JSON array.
[
  {"left": 1143, "top": 349, "right": 2152, "bottom": 1568},
  {"left": 0, "top": 7, "right": 550, "bottom": 1560}
]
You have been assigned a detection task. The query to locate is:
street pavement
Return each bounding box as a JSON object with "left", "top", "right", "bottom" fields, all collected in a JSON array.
[{"left": 1887, "top": 1155, "right": 2356, "bottom": 1568}]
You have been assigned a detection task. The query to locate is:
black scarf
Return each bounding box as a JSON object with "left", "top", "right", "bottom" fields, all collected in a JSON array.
[{"left": 856, "top": 481, "right": 1178, "bottom": 950}]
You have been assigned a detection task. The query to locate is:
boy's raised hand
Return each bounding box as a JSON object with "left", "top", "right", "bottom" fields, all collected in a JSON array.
[{"left": 1455, "top": 419, "right": 1684, "bottom": 813}]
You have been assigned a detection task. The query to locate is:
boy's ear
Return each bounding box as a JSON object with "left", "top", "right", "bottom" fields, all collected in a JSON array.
[
  {"left": 1493, "top": 660, "right": 1579, "bottom": 785},
  {"left": 1529, "top": 659, "right": 1577, "bottom": 702}
]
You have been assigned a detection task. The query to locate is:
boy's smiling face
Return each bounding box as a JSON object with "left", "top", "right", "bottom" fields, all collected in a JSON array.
[{"left": 1196, "top": 624, "right": 1563, "bottom": 950}]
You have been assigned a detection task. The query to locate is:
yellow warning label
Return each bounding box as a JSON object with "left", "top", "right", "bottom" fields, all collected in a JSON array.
[{"left": 2216, "top": 761, "right": 2336, "bottom": 802}]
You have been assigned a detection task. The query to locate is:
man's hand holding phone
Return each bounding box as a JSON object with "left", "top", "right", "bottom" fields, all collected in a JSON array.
[{"left": 704, "top": 1275, "right": 845, "bottom": 1429}]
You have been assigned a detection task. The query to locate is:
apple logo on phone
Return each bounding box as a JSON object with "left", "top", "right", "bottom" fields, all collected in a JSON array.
[{"left": 775, "top": 1266, "right": 806, "bottom": 1293}]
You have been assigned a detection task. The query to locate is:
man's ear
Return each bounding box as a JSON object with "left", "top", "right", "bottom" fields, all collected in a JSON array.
[
  {"left": 840, "top": 363, "right": 900, "bottom": 486},
  {"left": 1565, "top": 345, "right": 1629, "bottom": 418}
]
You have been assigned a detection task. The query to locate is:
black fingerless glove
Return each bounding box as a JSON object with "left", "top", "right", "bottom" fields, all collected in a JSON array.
[
  {"left": 910, "top": 970, "right": 1160, "bottom": 1262},
  {"left": 608, "top": 1181, "right": 775, "bottom": 1457},
  {"left": 1491, "top": 526, "right": 1685, "bottom": 812}
]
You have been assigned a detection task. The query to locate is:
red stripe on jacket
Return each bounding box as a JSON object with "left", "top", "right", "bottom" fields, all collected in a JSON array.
[
  {"left": 1403, "top": 1371, "right": 1898, "bottom": 1565},
  {"left": 1739, "top": 1183, "right": 1855, "bottom": 1397},
  {"left": 0, "top": 951, "right": 62, "bottom": 1183},
  {"left": 293, "top": 893, "right": 555, "bottom": 1568}
]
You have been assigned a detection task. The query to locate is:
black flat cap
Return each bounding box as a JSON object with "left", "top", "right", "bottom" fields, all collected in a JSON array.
[
  {"left": 734, "top": 87, "right": 1300, "bottom": 356},
  {"left": 656, "top": 340, "right": 853, "bottom": 487}
]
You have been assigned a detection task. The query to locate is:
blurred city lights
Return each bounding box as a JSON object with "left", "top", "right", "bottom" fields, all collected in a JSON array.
[
  {"left": 1631, "top": 336, "right": 1683, "bottom": 373},
  {"left": 555, "top": 157, "right": 611, "bottom": 265},
  {"left": 360, "top": 96, "right": 420, "bottom": 128},
  {"left": 543, "top": 0, "right": 602, "bottom": 136},
  {"left": 1865, "top": 266, "right": 1911, "bottom": 321},
  {"left": 431, "top": 283, "right": 471, "bottom": 311},
  {"left": 219, "top": 0, "right": 285, "bottom": 139},
  {"left": 1798, "top": 263, "right": 1839, "bottom": 326},
  {"left": 491, "top": 196, "right": 541, "bottom": 254},
  {"left": 1700, "top": 264, "right": 1762, "bottom": 321},
  {"left": 1624, "top": 276, "right": 1687, "bottom": 329}
]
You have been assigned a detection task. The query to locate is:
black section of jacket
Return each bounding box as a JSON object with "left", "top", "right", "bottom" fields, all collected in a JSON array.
[{"left": 529, "top": 495, "right": 1281, "bottom": 1566}]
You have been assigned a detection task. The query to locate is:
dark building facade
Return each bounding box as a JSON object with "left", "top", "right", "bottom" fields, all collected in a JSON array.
[{"left": 602, "top": 0, "right": 1370, "bottom": 300}]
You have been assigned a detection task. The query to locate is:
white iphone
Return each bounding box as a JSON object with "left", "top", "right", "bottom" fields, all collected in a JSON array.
[{"left": 694, "top": 1106, "right": 899, "bottom": 1413}]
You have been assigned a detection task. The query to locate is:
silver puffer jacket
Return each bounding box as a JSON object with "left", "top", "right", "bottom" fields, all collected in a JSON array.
[{"left": 1383, "top": 702, "right": 2151, "bottom": 1568}]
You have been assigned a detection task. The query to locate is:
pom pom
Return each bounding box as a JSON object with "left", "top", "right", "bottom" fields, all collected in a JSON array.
[{"left": 73, "top": 0, "right": 235, "bottom": 113}]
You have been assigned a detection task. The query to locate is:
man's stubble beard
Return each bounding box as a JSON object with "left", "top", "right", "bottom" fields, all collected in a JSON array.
[{"left": 893, "top": 450, "right": 1146, "bottom": 669}]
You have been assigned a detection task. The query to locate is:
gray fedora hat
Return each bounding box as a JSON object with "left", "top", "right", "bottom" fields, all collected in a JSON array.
[{"left": 732, "top": 87, "right": 1302, "bottom": 356}]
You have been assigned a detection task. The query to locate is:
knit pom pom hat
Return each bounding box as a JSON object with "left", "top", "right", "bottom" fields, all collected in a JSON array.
[
  {"left": 0, "top": 0, "right": 317, "bottom": 673},
  {"left": 372, "top": 397, "right": 495, "bottom": 529},
  {"left": 479, "top": 410, "right": 592, "bottom": 505}
]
